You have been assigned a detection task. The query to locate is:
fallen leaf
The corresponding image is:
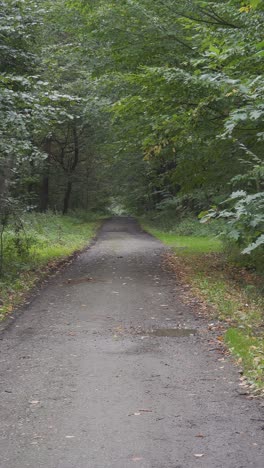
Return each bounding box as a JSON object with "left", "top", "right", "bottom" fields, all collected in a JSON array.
[{"left": 195, "top": 434, "right": 205, "bottom": 438}]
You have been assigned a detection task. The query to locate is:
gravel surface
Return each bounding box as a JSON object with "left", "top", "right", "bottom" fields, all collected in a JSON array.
[{"left": 0, "top": 217, "right": 263, "bottom": 468}]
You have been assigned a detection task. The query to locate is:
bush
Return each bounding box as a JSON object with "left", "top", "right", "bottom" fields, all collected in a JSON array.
[
  {"left": 142, "top": 212, "right": 225, "bottom": 237},
  {"left": 201, "top": 191, "right": 264, "bottom": 271}
]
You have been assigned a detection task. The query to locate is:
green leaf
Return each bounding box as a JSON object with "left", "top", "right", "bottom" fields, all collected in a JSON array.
[
  {"left": 242, "top": 235, "right": 264, "bottom": 255},
  {"left": 255, "top": 41, "right": 264, "bottom": 50},
  {"left": 250, "top": 0, "right": 262, "bottom": 10}
]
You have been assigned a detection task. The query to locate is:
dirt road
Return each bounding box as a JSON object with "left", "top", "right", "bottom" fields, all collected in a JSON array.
[{"left": 0, "top": 217, "right": 263, "bottom": 468}]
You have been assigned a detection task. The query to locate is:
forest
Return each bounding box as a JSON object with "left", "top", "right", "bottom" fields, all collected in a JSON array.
[
  {"left": 0, "top": 1, "right": 263, "bottom": 314},
  {"left": 1, "top": 0, "right": 263, "bottom": 247}
]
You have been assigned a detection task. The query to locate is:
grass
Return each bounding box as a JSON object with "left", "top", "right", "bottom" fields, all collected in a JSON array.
[
  {"left": 225, "top": 329, "right": 264, "bottom": 388},
  {"left": 145, "top": 229, "right": 222, "bottom": 255},
  {"left": 142, "top": 217, "right": 264, "bottom": 393},
  {"left": 0, "top": 212, "right": 101, "bottom": 320}
]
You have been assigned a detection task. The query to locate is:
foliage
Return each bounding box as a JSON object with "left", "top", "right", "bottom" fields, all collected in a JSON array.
[
  {"left": 0, "top": 0, "right": 263, "bottom": 386},
  {"left": 143, "top": 220, "right": 223, "bottom": 254},
  {"left": 0, "top": 0, "right": 111, "bottom": 223},
  {"left": 0, "top": 212, "right": 99, "bottom": 318},
  {"left": 142, "top": 213, "right": 225, "bottom": 236},
  {"left": 66, "top": 0, "right": 264, "bottom": 260},
  {"left": 0, "top": 0, "right": 263, "bottom": 265},
  {"left": 201, "top": 190, "right": 264, "bottom": 259}
]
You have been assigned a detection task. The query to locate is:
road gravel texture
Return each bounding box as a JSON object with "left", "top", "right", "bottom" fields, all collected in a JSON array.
[{"left": 0, "top": 217, "right": 263, "bottom": 468}]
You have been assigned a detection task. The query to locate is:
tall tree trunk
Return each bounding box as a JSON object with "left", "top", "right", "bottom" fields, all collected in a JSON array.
[
  {"left": 40, "top": 173, "right": 49, "bottom": 212},
  {"left": 63, "top": 180, "right": 72, "bottom": 215},
  {"left": 62, "top": 120, "right": 79, "bottom": 215},
  {"left": 0, "top": 155, "right": 12, "bottom": 200},
  {"left": 40, "top": 138, "right": 52, "bottom": 212}
]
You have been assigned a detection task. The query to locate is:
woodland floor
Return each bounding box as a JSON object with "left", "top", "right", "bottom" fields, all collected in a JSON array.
[{"left": 0, "top": 217, "right": 264, "bottom": 468}]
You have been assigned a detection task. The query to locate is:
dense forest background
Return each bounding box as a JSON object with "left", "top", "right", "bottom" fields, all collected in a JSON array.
[{"left": 0, "top": 0, "right": 263, "bottom": 267}]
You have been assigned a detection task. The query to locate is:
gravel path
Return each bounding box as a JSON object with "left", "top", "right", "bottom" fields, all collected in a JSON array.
[{"left": 0, "top": 217, "right": 263, "bottom": 468}]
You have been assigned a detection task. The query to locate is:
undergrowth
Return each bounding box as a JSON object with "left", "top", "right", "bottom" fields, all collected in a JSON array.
[
  {"left": 0, "top": 212, "right": 100, "bottom": 319},
  {"left": 141, "top": 213, "right": 225, "bottom": 237}
]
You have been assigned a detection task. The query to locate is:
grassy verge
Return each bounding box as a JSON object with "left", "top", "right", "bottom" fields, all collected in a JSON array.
[
  {"left": 142, "top": 219, "right": 264, "bottom": 394},
  {"left": 146, "top": 229, "right": 222, "bottom": 254},
  {"left": 0, "top": 212, "right": 101, "bottom": 320}
]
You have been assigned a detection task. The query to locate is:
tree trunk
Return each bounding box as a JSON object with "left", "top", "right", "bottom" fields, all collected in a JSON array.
[
  {"left": 40, "top": 174, "right": 49, "bottom": 212},
  {"left": 63, "top": 180, "right": 72, "bottom": 215},
  {"left": 62, "top": 120, "right": 79, "bottom": 215},
  {"left": 40, "top": 138, "right": 52, "bottom": 212},
  {"left": 0, "top": 155, "right": 12, "bottom": 200}
]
